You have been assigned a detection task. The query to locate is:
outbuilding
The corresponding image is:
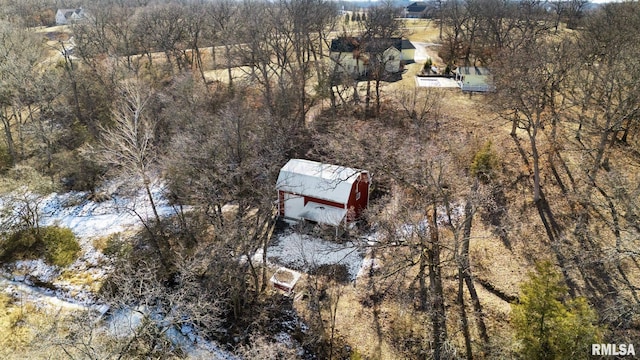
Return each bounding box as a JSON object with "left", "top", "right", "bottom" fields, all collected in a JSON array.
[
  {"left": 455, "top": 66, "right": 494, "bottom": 92},
  {"left": 276, "top": 159, "right": 370, "bottom": 227}
]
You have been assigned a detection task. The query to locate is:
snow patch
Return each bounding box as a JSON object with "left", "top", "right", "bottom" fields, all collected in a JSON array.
[
  {"left": 1, "top": 180, "right": 238, "bottom": 359},
  {"left": 356, "top": 257, "right": 382, "bottom": 279},
  {"left": 39, "top": 182, "right": 178, "bottom": 239},
  {"left": 0, "top": 182, "right": 181, "bottom": 312},
  {"left": 106, "top": 306, "right": 239, "bottom": 360},
  {"left": 267, "top": 231, "right": 364, "bottom": 280},
  {"left": 0, "top": 275, "right": 91, "bottom": 312},
  {"left": 108, "top": 306, "right": 147, "bottom": 338},
  {"left": 11, "top": 259, "right": 60, "bottom": 283}
]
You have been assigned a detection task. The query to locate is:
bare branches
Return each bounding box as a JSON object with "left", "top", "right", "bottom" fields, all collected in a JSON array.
[{"left": 99, "top": 78, "right": 155, "bottom": 179}]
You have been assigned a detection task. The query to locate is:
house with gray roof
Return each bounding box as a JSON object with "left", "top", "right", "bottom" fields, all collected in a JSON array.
[{"left": 55, "top": 8, "right": 86, "bottom": 25}]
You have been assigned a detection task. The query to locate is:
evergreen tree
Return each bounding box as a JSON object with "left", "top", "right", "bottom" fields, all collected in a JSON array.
[
  {"left": 470, "top": 140, "right": 499, "bottom": 183},
  {"left": 512, "top": 261, "right": 604, "bottom": 360}
]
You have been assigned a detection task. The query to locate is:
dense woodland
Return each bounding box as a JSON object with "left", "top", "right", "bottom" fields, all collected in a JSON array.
[{"left": 0, "top": 0, "right": 638, "bottom": 359}]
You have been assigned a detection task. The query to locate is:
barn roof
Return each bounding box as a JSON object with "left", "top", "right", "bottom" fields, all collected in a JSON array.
[{"left": 276, "top": 159, "right": 366, "bottom": 205}]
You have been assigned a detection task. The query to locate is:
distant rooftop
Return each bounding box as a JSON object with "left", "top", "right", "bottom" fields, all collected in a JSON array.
[
  {"left": 331, "top": 37, "right": 415, "bottom": 53},
  {"left": 406, "top": 2, "right": 428, "bottom": 13}
]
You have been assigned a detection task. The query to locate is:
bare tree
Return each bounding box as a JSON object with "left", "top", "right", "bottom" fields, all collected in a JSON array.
[
  {"left": 0, "top": 22, "right": 44, "bottom": 165},
  {"left": 564, "top": 0, "right": 589, "bottom": 29},
  {"left": 397, "top": 86, "right": 443, "bottom": 137},
  {"left": 361, "top": 2, "right": 404, "bottom": 116},
  {"left": 135, "top": 4, "right": 188, "bottom": 75},
  {"left": 38, "top": 253, "right": 223, "bottom": 360},
  {"left": 440, "top": 0, "right": 552, "bottom": 66},
  {"left": 207, "top": 0, "right": 240, "bottom": 89},
  {"left": 492, "top": 38, "right": 572, "bottom": 205},
  {"left": 96, "top": 76, "right": 169, "bottom": 262},
  {"left": 182, "top": 1, "right": 211, "bottom": 83},
  {"left": 0, "top": 166, "right": 55, "bottom": 236}
]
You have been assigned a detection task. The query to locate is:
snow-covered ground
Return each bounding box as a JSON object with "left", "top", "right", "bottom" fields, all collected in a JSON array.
[
  {"left": 1, "top": 181, "right": 240, "bottom": 359},
  {"left": 39, "top": 182, "right": 178, "bottom": 239},
  {"left": 265, "top": 203, "right": 463, "bottom": 282},
  {"left": 107, "top": 306, "right": 239, "bottom": 360},
  {"left": 267, "top": 231, "right": 365, "bottom": 280},
  {"left": 0, "top": 182, "right": 180, "bottom": 307},
  {"left": 0, "top": 275, "right": 92, "bottom": 312}
]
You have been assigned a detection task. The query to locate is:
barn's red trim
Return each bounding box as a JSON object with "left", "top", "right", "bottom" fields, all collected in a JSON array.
[{"left": 303, "top": 196, "right": 344, "bottom": 209}]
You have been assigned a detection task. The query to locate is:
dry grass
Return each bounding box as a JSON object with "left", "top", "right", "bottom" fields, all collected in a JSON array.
[
  {"left": 293, "top": 281, "right": 407, "bottom": 360},
  {"left": 403, "top": 19, "right": 441, "bottom": 42},
  {"left": 58, "top": 270, "right": 103, "bottom": 293},
  {"left": 0, "top": 293, "right": 68, "bottom": 359},
  {"left": 302, "top": 79, "right": 592, "bottom": 357}
]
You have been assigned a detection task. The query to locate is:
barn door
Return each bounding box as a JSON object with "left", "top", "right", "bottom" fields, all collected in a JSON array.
[{"left": 283, "top": 193, "right": 305, "bottom": 220}]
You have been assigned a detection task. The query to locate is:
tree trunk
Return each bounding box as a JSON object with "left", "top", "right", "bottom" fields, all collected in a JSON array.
[
  {"left": 33, "top": 104, "right": 54, "bottom": 183},
  {"left": 461, "top": 181, "right": 490, "bottom": 348},
  {"left": 418, "top": 248, "right": 428, "bottom": 311},
  {"left": 352, "top": 81, "right": 360, "bottom": 105},
  {"left": 143, "top": 175, "right": 162, "bottom": 225},
  {"left": 375, "top": 78, "right": 381, "bottom": 117},
  {"left": 458, "top": 265, "right": 472, "bottom": 360},
  {"left": 511, "top": 115, "right": 518, "bottom": 136},
  {"left": 529, "top": 115, "right": 542, "bottom": 203},
  {"left": 427, "top": 206, "right": 447, "bottom": 360},
  {"left": 1, "top": 110, "right": 16, "bottom": 165},
  {"left": 194, "top": 44, "right": 207, "bottom": 85},
  {"left": 365, "top": 79, "right": 371, "bottom": 114},
  {"left": 225, "top": 45, "right": 233, "bottom": 90}
]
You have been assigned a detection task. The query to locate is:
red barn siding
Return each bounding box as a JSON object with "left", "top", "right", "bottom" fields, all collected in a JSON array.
[
  {"left": 346, "top": 173, "right": 370, "bottom": 221},
  {"left": 278, "top": 191, "right": 285, "bottom": 216}
]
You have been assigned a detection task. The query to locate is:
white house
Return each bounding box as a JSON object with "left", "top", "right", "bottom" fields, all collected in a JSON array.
[
  {"left": 404, "top": 2, "right": 428, "bottom": 18},
  {"left": 382, "top": 46, "right": 402, "bottom": 73},
  {"left": 55, "top": 8, "right": 85, "bottom": 25},
  {"left": 329, "top": 37, "right": 367, "bottom": 78},
  {"left": 329, "top": 37, "right": 416, "bottom": 79},
  {"left": 276, "top": 159, "right": 371, "bottom": 227}
]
